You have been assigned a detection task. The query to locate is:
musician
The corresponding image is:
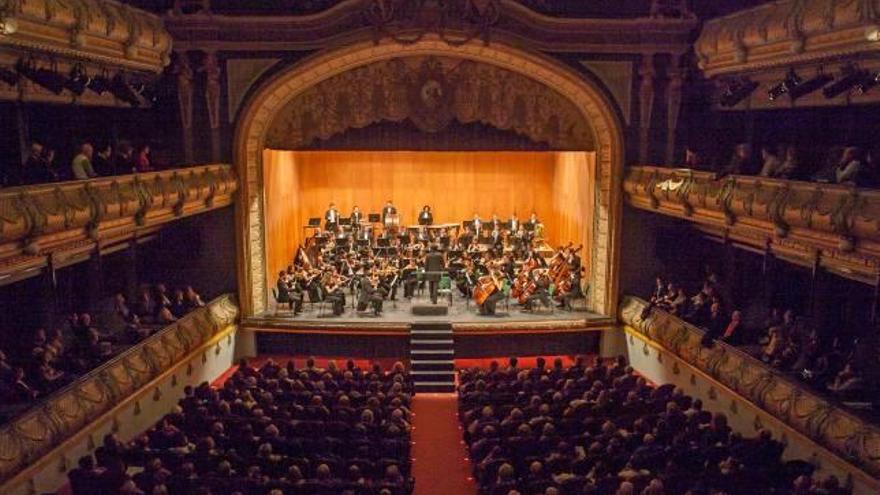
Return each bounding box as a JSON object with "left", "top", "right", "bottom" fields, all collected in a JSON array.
[
  {"left": 401, "top": 257, "right": 420, "bottom": 299},
  {"left": 424, "top": 244, "right": 446, "bottom": 305},
  {"left": 559, "top": 267, "right": 586, "bottom": 311},
  {"left": 350, "top": 205, "right": 363, "bottom": 226},
  {"left": 382, "top": 200, "right": 397, "bottom": 224},
  {"left": 490, "top": 226, "right": 503, "bottom": 252},
  {"left": 526, "top": 212, "right": 540, "bottom": 230},
  {"left": 523, "top": 269, "right": 552, "bottom": 312},
  {"left": 324, "top": 272, "right": 347, "bottom": 316},
  {"left": 489, "top": 213, "right": 502, "bottom": 232},
  {"left": 358, "top": 273, "right": 384, "bottom": 316},
  {"left": 471, "top": 213, "right": 483, "bottom": 237},
  {"left": 456, "top": 258, "right": 477, "bottom": 298},
  {"left": 418, "top": 205, "right": 433, "bottom": 226},
  {"left": 476, "top": 268, "right": 505, "bottom": 316},
  {"left": 509, "top": 212, "right": 520, "bottom": 233},
  {"left": 276, "top": 271, "right": 301, "bottom": 313},
  {"left": 325, "top": 203, "right": 340, "bottom": 231}
]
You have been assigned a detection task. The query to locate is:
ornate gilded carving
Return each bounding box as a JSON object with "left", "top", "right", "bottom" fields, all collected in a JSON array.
[
  {"left": 0, "top": 164, "right": 237, "bottom": 275},
  {"left": 364, "top": 0, "right": 501, "bottom": 46},
  {"left": 697, "top": 0, "right": 880, "bottom": 77},
  {"left": 264, "top": 57, "right": 595, "bottom": 151},
  {"left": 0, "top": 0, "right": 171, "bottom": 73},
  {"left": 625, "top": 166, "right": 880, "bottom": 280},
  {"left": 0, "top": 295, "right": 239, "bottom": 485},
  {"left": 622, "top": 296, "right": 880, "bottom": 478}
]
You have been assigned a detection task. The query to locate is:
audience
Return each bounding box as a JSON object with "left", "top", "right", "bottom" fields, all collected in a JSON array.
[
  {"left": 65, "top": 358, "right": 415, "bottom": 495},
  {"left": 0, "top": 283, "right": 208, "bottom": 424},
  {"left": 459, "top": 356, "right": 850, "bottom": 495},
  {"left": 645, "top": 270, "right": 875, "bottom": 409}
]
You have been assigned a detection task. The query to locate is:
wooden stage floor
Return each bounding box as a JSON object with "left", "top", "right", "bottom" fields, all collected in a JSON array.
[{"left": 247, "top": 292, "right": 612, "bottom": 335}]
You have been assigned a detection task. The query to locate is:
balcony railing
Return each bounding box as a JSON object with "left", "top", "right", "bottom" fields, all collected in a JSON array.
[
  {"left": 620, "top": 295, "right": 880, "bottom": 479},
  {"left": 0, "top": 294, "right": 240, "bottom": 484},
  {"left": 0, "top": 164, "right": 237, "bottom": 279},
  {"left": 624, "top": 166, "right": 880, "bottom": 282}
]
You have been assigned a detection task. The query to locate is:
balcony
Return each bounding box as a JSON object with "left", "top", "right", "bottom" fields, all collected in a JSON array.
[
  {"left": 619, "top": 295, "right": 880, "bottom": 481},
  {"left": 624, "top": 166, "right": 880, "bottom": 283},
  {"left": 0, "top": 294, "right": 239, "bottom": 487},
  {"left": 0, "top": 164, "right": 237, "bottom": 283}
]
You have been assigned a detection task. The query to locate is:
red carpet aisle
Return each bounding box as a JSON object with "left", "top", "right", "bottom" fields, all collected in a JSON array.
[{"left": 411, "top": 393, "right": 478, "bottom": 495}]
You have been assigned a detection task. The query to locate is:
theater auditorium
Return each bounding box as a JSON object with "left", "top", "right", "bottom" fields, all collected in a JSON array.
[{"left": 1, "top": 0, "right": 880, "bottom": 494}]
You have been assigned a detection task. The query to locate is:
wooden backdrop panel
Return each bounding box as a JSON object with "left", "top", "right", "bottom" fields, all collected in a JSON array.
[{"left": 263, "top": 150, "right": 594, "bottom": 284}]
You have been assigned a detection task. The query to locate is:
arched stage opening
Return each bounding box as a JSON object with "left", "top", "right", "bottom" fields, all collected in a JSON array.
[{"left": 233, "top": 36, "right": 625, "bottom": 321}]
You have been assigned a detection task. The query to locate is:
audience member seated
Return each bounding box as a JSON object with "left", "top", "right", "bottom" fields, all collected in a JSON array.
[
  {"left": 0, "top": 282, "right": 209, "bottom": 425},
  {"left": 65, "top": 358, "right": 415, "bottom": 495},
  {"left": 459, "top": 356, "right": 849, "bottom": 495}
]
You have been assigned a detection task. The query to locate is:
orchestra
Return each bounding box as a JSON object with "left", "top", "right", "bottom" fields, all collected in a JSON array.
[{"left": 278, "top": 204, "right": 587, "bottom": 318}]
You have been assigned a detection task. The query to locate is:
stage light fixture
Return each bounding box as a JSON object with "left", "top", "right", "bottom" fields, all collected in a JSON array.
[
  {"left": 719, "top": 78, "right": 759, "bottom": 108},
  {"left": 768, "top": 69, "right": 802, "bottom": 101},
  {"left": 855, "top": 71, "right": 880, "bottom": 95},
  {"left": 16, "top": 59, "right": 66, "bottom": 95},
  {"left": 110, "top": 73, "right": 142, "bottom": 107},
  {"left": 0, "top": 66, "right": 19, "bottom": 86},
  {"left": 788, "top": 72, "right": 834, "bottom": 100},
  {"left": 65, "top": 63, "right": 91, "bottom": 96},
  {"left": 823, "top": 66, "right": 868, "bottom": 98}
]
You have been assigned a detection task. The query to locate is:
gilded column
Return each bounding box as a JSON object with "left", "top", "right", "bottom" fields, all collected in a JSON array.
[
  {"left": 665, "top": 53, "right": 684, "bottom": 164},
  {"left": 175, "top": 52, "right": 195, "bottom": 164},
  {"left": 638, "top": 53, "right": 656, "bottom": 164},
  {"left": 203, "top": 51, "right": 222, "bottom": 162}
]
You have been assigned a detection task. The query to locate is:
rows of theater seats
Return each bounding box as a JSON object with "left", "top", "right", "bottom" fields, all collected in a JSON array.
[
  {"left": 648, "top": 271, "right": 876, "bottom": 411},
  {"left": 66, "top": 359, "right": 414, "bottom": 495},
  {"left": 0, "top": 284, "right": 206, "bottom": 424},
  {"left": 459, "top": 356, "right": 849, "bottom": 495}
]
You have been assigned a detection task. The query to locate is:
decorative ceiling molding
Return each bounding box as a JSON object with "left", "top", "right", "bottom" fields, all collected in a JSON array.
[
  {"left": 696, "top": 0, "right": 880, "bottom": 78},
  {"left": 0, "top": 0, "right": 172, "bottom": 73},
  {"left": 164, "top": 0, "right": 696, "bottom": 55},
  {"left": 265, "top": 56, "right": 596, "bottom": 151}
]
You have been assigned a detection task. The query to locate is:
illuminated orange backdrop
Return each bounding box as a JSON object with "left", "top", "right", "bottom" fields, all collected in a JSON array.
[{"left": 263, "top": 150, "right": 594, "bottom": 281}]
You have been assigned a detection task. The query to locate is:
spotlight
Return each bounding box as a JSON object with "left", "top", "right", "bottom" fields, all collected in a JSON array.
[
  {"left": 17, "top": 59, "right": 66, "bottom": 94},
  {"left": 854, "top": 72, "right": 880, "bottom": 95},
  {"left": 65, "top": 63, "right": 91, "bottom": 96},
  {"left": 87, "top": 71, "right": 111, "bottom": 95},
  {"left": 0, "top": 66, "right": 19, "bottom": 86},
  {"left": 110, "top": 74, "right": 141, "bottom": 107},
  {"left": 788, "top": 72, "right": 834, "bottom": 100},
  {"left": 719, "top": 78, "right": 758, "bottom": 108},
  {"left": 768, "top": 69, "right": 802, "bottom": 101},
  {"left": 823, "top": 66, "right": 868, "bottom": 98}
]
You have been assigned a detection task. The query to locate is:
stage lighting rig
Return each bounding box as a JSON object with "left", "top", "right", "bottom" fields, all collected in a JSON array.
[
  {"left": 788, "top": 72, "right": 834, "bottom": 100},
  {"left": 0, "top": 66, "right": 19, "bottom": 86},
  {"left": 65, "top": 63, "right": 90, "bottom": 96},
  {"left": 110, "top": 73, "right": 142, "bottom": 107},
  {"left": 823, "top": 65, "right": 868, "bottom": 98},
  {"left": 16, "top": 58, "right": 66, "bottom": 95},
  {"left": 767, "top": 69, "right": 801, "bottom": 101},
  {"left": 719, "top": 78, "right": 759, "bottom": 108}
]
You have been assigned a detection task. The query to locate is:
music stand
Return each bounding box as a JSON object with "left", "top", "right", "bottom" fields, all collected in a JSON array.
[
  {"left": 339, "top": 218, "right": 351, "bottom": 227},
  {"left": 308, "top": 218, "right": 321, "bottom": 227},
  {"left": 368, "top": 213, "right": 381, "bottom": 223},
  {"left": 377, "top": 238, "right": 390, "bottom": 247},
  {"left": 463, "top": 220, "right": 474, "bottom": 229},
  {"left": 524, "top": 223, "right": 536, "bottom": 231}
]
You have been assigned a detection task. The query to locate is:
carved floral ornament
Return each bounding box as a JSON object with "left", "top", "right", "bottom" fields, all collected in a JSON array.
[
  {"left": 695, "top": 0, "right": 880, "bottom": 77},
  {"left": 264, "top": 56, "right": 596, "bottom": 151}
]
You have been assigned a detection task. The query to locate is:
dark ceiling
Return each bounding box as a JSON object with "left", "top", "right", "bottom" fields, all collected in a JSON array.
[{"left": 124, "top": 0, "right": 772, "bottom": 19}]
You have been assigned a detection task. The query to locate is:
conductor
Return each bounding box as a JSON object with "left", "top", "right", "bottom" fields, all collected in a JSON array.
[
  {"left": 418, "top": 205, "right": 434, "bottom": 226},
  {"left": 424, "top": 244, "right": 446, "bottom": 304}
]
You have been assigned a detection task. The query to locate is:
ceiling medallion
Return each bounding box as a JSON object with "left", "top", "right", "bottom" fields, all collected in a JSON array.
[{"left": 364, "top": 0, "right": 501, "bottom": 46}]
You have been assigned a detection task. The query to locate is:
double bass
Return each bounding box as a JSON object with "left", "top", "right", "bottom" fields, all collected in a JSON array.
[{"left": 473, "top": 270, "right": 501, "bottom": 306}]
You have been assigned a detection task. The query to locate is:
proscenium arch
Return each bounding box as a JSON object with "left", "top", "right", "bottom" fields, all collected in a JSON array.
[{"left": 234, "top": 35, "right": 625, "bottom": 318}]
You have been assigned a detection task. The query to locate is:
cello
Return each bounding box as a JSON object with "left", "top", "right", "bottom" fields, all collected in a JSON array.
[{"left": 473, "top": 270, "right": 501, "bottom": 306}]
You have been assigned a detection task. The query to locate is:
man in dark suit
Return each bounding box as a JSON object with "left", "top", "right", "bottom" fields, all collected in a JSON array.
[
  {"left": 382, "top": 200, "right": 397, "bottom": 224},
  {"left": 471, "top": 213, "right": 483, "bottom": 237},
  {"left": 350, "top": 205, "right": 363, "bottom": 225},
  {"left": 509, "top": 213, "right": 520, "bottom": 233},
  {"left": 325, "top": 203, "right": 339, "bottom": 232},
  {"left": 418, "top": 205, "right": 433, "bottom": 226},
  {"left": 424, "top": 245, "right": 446, "bottom": 304}
]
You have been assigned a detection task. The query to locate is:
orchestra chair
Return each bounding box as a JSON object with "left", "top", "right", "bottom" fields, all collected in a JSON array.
[
  {"left": 500, "top": 279, "right": 512, "bottom": 313},
  {"left": 271, "top": 288, "right": 286, "bottom": 316},
  {"left": 438, "top": 274, "right": 453, "bottom": 306}
]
